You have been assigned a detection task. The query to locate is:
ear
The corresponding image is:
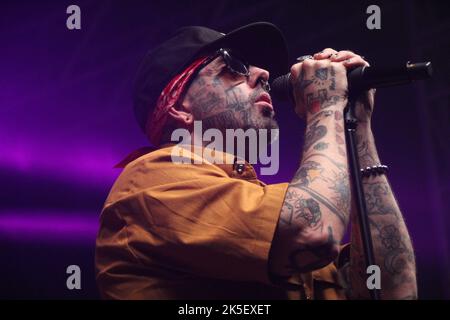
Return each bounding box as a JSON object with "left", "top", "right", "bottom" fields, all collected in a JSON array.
[{"left": 167, "top": 105, "right": 194, "bottom": 127}]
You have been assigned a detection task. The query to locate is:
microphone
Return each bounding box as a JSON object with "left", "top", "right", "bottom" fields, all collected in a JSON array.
[{"left": 270, "top": 61, "right": 432, "bottom": 102}]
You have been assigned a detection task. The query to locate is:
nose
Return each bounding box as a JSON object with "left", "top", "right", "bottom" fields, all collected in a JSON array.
[{"left": 248, "top": 66, "right": 270, "bottom": 91}]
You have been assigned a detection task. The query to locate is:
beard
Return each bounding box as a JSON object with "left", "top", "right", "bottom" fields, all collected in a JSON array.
[
  {"left": 195, "top": 99, "right": 280, "bottom": 162},
  {"left": 242, "top": 87, "right": 279, "bottom": 133},
  {"left": 241, "top": 105, "right": 278, "bottom": 131},
  {"left": 199, "top": 99, "right": 279, "bottom": 146},
  {"left": 240, "top": 104, "right": 279, "bottom": 144},
  {"left": 195, "top": 85, "right": 279, "bottom": 145}
]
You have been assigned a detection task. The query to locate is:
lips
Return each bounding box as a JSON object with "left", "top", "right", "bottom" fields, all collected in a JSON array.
[{"left": 255, "top": 93, "right": 273, "bottom": 111}]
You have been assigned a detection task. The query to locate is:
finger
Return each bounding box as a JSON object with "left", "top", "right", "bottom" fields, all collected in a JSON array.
[
  {"left": 289, "top": 63, "right": 307, "bottom": 117},
  {"left": 289, "top": 61, "right": 304, "bottom": 83},
  {"left": 330, "top": 61, "right": 347, "bottom": 74},
  {"left": 313, "top": 48, "right": 338, "bottom": 60},
  {"left": 342, "top": 56, "right": 370, "bottom": 68},
  {"left": 330, "top": 50, "right": 358, "bottom": 62},
  {"left": 314, "top": 59, "right": 331, "bottom": 69},
  {"left": 296, "top": 55, "right": 314, "bottom": 63},
  {"left": 297, "top": 58, "right": 315, "bottom": 78},
  {"left": 331, "top": 51, "right": 370, "bottom": 66}
]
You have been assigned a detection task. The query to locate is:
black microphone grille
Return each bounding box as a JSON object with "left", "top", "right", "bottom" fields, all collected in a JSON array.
[
  {"left": 270, "top": 73, "right": 292, "bottom": 102},
  {"left": 407, "top": 61, "right": 433, "bottom": 80}
]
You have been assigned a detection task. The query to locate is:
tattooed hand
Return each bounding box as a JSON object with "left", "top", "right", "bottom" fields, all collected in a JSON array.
[
  {"left": 270, "top": 54, "right": 352, "bottom": 279},
  {"left": 290, "top": 55, "right": 348, "bottom": 119},
  {"left": 314, "top": 48, "right": 375, "bottom": 124}
]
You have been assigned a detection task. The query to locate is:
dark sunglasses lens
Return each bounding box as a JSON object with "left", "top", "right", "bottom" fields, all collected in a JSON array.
[{"left": 223, "top": 51, "right": 248, "bottom": 75}]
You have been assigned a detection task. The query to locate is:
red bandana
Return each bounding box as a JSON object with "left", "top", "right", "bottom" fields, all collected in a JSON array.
[{"left": 145, "top": 56, "right": 209, "bottom": 146}]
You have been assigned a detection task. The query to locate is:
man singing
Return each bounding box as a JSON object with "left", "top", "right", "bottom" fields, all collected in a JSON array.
[{"left": 95, "top": 22, "right": 417, "bottom": 299}]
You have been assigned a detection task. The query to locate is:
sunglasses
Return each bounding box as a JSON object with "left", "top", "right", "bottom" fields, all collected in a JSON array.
[
  {"left": 195, "top": 48, "right": 271, "bottom": 92},
  {"left": 207, "top": 48, "right": 250, "bottom": 77}
]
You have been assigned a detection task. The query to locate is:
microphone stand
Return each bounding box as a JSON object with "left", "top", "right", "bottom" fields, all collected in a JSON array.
[
  {"left": 343, "top": 61, "right": 431, "bottom": 300},
  {"left": 272, "top": 61, "right": 432, "bottom": 300},
  {"left": 344, "top": 97, "right": 380, "bottom": 300}
]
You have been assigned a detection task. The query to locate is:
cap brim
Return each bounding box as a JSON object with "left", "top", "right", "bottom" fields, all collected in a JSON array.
[{"left": 202, "top": 22, "right": 289, "bottom": 79}]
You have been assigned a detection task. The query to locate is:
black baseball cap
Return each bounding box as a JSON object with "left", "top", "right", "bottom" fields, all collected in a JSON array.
[{"left": 133, "top": 22, "right": 289, "bottom": 133}]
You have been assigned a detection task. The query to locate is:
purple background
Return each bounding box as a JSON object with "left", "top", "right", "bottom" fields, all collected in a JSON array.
[{"left": 1, "top": 0, "right": 449, "bottom": 299}]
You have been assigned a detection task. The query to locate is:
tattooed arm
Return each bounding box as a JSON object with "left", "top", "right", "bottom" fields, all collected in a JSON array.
[
  {"left": 341, "top": 120, "right": 417, "bottom": 299},
  {"left": 308, "top": 49, "right": 418, "bottom": 299},
  {"left": 269, "top": 57, "right": 353, "bottom": 278}
]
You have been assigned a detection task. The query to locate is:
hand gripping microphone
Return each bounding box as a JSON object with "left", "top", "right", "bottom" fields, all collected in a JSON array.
[{"left": 271, "top": 61, "right": 432, "bottom": 102}]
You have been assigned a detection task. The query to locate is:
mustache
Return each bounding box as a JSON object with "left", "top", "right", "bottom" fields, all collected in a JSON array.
[{"left": 249, "top": 87, "right": 266, "bottom": 104}]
